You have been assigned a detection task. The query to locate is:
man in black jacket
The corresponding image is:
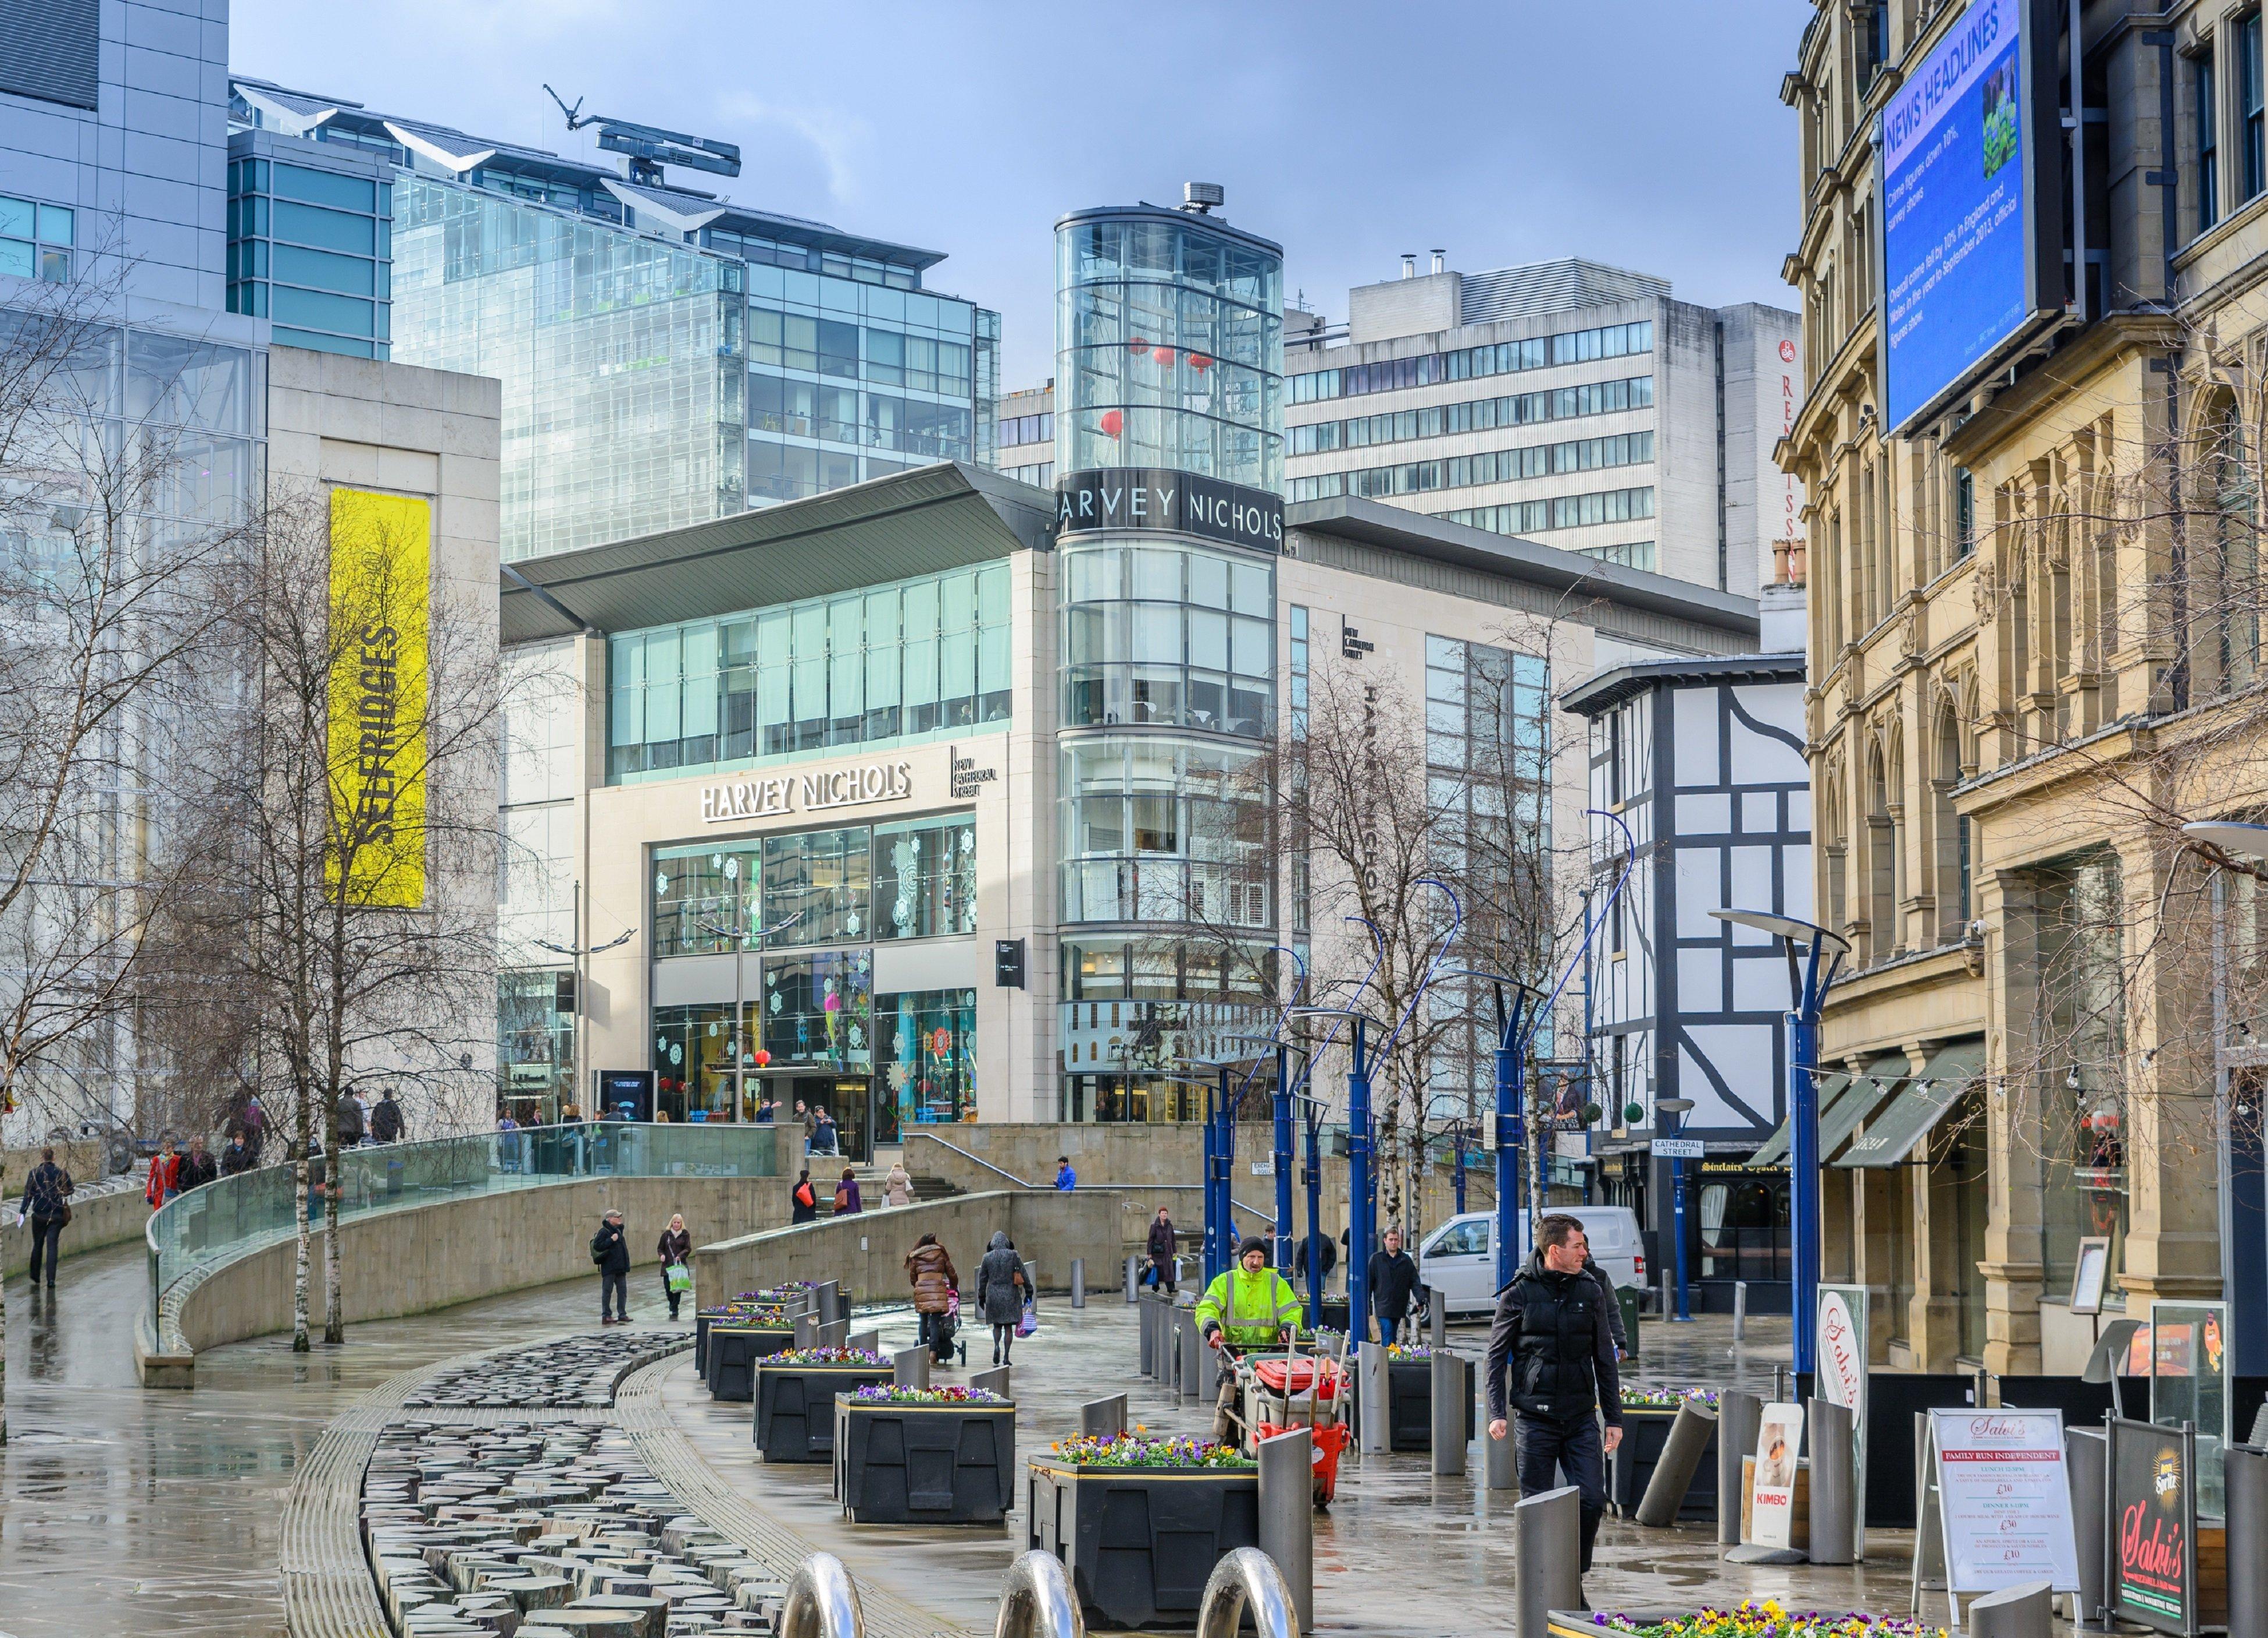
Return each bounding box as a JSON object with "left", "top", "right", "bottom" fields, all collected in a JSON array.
[
  {"left": 1144, "top": 1206, "right": 1179, "bottom": 1295},
  {"left": 370, "top": 1089, "right": 404, "bottom": 1145},
  {"left": 178, "top": 1137, "right": 219, "bottom": 1192},
  {"left": 219, "top": 1133, "right": 256, "bottom": 1177},
  {"left": 1367, "top": 1226, "right": 1424, "bottom": 1343},
  {"left": 20, "top": 1147, "right": 73, "bottom": 1288},
  {"left": 1484, "top": 1213, "right": 1623, "bottom": 1584},
  {"left": 592, "top": 1208, "right": 630, "bottom": 1324}
]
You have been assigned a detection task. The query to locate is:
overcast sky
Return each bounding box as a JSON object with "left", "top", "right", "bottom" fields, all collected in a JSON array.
[{"left": 233, "top": 0, "right": 1814, "bottom": 389}]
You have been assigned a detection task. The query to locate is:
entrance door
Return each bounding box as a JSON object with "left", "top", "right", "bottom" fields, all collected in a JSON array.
[{"left": 797, "top": 1076, "right": 872, "bottom": 1165}]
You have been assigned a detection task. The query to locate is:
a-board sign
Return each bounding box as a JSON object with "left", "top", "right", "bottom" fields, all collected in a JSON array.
[
  {"left": 1928, "top": 1409, "right": 2080, "bottom": 1595},
  {"left": 1817, "top": 1284, "right": 1870, "bottom": 1561},
  {"left": 2109, "top": 1416, "right": 2198, "bottom": 1635},
  {"left": 1750, "top": 1401, "right": 1805, "bottom": 1548}
]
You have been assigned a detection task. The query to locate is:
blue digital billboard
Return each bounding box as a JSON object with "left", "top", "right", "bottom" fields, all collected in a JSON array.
[{"left": 1881, "top": 0, "right": 2052, "bottom": 431}]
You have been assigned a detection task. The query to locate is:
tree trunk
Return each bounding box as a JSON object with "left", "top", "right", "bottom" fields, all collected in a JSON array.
[
  {"left": 291, "top": 1152, "right": 311, "bottom": 1352},
  {"left": 1, "top": 1155, "right": 10, "bottom": 1444},
  {"left": 322, "top": 1144, "right": 343, "bottom": 1344}
]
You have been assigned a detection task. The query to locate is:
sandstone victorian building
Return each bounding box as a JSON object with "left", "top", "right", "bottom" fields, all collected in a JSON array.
[{"left": 1785, "top": 0, "right": 2267, "bottom": 1376}]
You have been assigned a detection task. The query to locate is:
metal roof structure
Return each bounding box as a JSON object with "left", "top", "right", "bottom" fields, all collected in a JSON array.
[{"left": 1559, "top": 651, "right": 1807, "bottom": 717}]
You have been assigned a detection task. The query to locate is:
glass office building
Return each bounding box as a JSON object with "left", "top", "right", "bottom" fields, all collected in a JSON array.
[
  {"left": 1054, "top": 201, "right": 1285, "bottom": 1121},
  {"left": 227, "top": 76, "right": 1000, "bottom": 560}
]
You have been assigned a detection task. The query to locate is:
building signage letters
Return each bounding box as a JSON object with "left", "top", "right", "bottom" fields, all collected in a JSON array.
[
  {"left": 700, "top": 759, "right": 913, "bottom": 824},
  {"left": 948, "top": 745, "right": 998, "bottom": 799},
  {"left": 1056, "top": 466, "right": 1284, "bottom": 551}
]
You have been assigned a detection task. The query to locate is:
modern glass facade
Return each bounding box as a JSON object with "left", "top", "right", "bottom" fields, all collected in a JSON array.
[
  {"left": 651, "top": 815, "right": 975, "bottom": 958},
  {"left": 1053, "top": 202, "right": 1285, "bottom": 1121},
  {"left": 0, "top": 191, "right": 75, "bottom": 282},
  {"left": 606, "top": 561, "right": 1012, "bottom": 782},
  {"left": 1055, "top": 206, "right": 1283, "bottom": 489},
  {"left": 226, "top": 134, "right": 394, "bottom": 358}
]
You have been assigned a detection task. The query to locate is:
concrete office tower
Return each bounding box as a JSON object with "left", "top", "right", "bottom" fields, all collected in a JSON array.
[{"left": 1286, "top": 255, "right": 1802, "bottom": 595}]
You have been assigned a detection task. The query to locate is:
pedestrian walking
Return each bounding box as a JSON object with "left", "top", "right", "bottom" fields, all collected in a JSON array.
[
  {"left": 145, "top": 1139, "right": 181, "bottom": 1207},
  {"left": 976, "top": 1230, "right": 1027, "bottom": 1365},
  {"left": 1054, "top": 1155, "right": 1076, "bottom": 1190},
  {"left": 789, "top": 1169, "right": 819, "bottom": 1224},
  {"left": 904, "top": 1231, "right": 959, "bottom": 1364},
  {"left": 370, "top": 1088, "right": 404, "bottom": 1144},
  {"left": 241, "top": 1092, "right": 266, "bottom": 1162},
  {"left": 882, "top": 1159, "right": 914, "bottom": 1207},
  {"left": 591, "top": 1207, "right": 630, "bottom": 1324},
  {"left": 1588, "top": 1253, "right": 1628, "bottom": 1359},
  {"left": 335, "top": 1091, "right": 366, "bottom": 1149},
  {"left": 1292, "top": 1227, "right": 1338, "bottom": 1291},
  {"left": 19, "top": 1146, "right": 73, "bottom": 1288},
  {"left": 1367, "top": 1225, "right": 1424, "bottom": 1344},
  {"left": 1144, "top": 1205, "right": 1179, "bottom": 1294},
  {"left": 219, "top": 1132, "right": 256, "bottom": 1177},
  {"left": 656, "top": 1213, "right": 693, "bottom": 1320},
  {"left": 1484, "top": 1213, "right": 1623, "bottom": 1590},
  {"left": 833, "top": 1166, "right": 862, "bottom": 1215},
  {"left": 1194, "top": 1237, "right": 1301, "bottom": 1442},
  {"left": 179, "top": 1137, "right": 220, "bottom": 1193}
]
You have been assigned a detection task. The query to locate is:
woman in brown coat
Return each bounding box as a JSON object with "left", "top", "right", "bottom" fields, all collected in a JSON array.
[{"left": 904, "top": 1231, "right": 958, "bottom": 1364}]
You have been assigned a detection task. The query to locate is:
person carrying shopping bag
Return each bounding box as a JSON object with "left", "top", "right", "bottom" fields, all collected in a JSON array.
[
  {"left": 657, "top": 1213, "right": 694, "bottom": 1320},
  {"left": 976, "top": 1231, "right": 1026, "bottom": 1366},
  {"left": 905, "top": 1231, "right": 959, "bottom": 1365}
]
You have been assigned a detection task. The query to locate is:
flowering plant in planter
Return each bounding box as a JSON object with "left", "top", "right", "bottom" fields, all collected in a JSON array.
[
  {"left": 846, "top": 1384, "right": 1005, "bottom": 1405},
  {"left": 1620, "top": 1386, "right": 1720, "bottom": 1409},
  {"left": 1590, "top": 1601, "right": 1948, "bottom": 1637},
  {"left": 1046, "top": 1432, "right": 1254, "bottom": 1469},
  {"left": 1383, "top": 1344, "right": 1434, "bottom": 1361},
  {"left": 767, "top": 1347, "right": 889, "bottom": 1366}
]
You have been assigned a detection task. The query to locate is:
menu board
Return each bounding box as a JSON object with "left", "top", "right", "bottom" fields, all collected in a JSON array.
[
  {"left": 2109, "top": 1416, "right": 2198, "bottom": 1635},
  {"left": 1928, "top": 1409, "right": 2081, "bottom": 1594}
]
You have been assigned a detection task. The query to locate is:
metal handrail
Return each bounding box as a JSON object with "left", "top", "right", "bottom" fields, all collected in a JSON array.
[
  {"left": 783, "top": 1551, "right": 864, "bottom": 1638},
  {"left": 994, "top": 1550, "right": 1084, "bottom": 1638},
  {"left": 903, "top": 1132, "right": 1040, "bottom": 1188},
  {"left": 1195, "top": 1547, "right": 1301, "bottom": 1638}
]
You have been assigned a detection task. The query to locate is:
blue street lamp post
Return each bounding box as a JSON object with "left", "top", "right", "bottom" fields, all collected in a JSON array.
[
  {"left": 1453, "top": 1132, "right": 1466, "bottom": 1215},
  {"left": 1710, "top": 908, "right": 1847, "bottom": 1376},
  {"left": 1213, "top": 1063, "right": 1236, "bottom": 1279},
  {"left": 1273, "top": 1042, "right": 1295, "bottom": 1275},
  {"left": 1658, "top": 1095, "right": 1696, "bottom": 1323},
  {"left": 1346, "top": 1016, "right": 1374, "bottom": 1336}
]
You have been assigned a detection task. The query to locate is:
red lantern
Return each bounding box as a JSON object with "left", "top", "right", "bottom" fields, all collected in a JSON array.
[
  {"left": 1099, "top": 409, "right": 1123, "bottom": 437},
  {"left": 751, "top": 1048, "right": 771, "bottom": 1068},
  {"left": 1128, "top": 338, "right": 1150, "bottom": 355},
  {"left": 1154, "top": 347, "right": 1176, "bottom": 366},
  {"left": 1189, "top": 353, "right": 1213, "bottom": 372}
]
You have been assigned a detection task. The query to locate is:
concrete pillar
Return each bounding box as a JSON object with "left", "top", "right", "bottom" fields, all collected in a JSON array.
[
  {"left": 1256, "top": 1428, "right": 1314, "bottom": 1632},
  {"left": 1981, "top": 868, "right": 2046, "bottom": 1375},
  {"left": 971, "top": 1364, "right": 1011, "bottom": 1400},
  {"left": 1718, "top": 1389, "right": 1762, "bottom": 1546},
  {"left": 1635, "top": 1400, "right": 1716, "bottom": 1527},
  {"left": 891, "top": 1346, "right": 929, "bottom": 1389},
  {"left": 1485, "top": 1406, "right": 1518, "bottom": 1492},
  {"left": 1806, "top": 1397, "right": 1855, "bottom": 1566},
  {"left": 1358, "top": 1340, "right": 1389, "bottom": 1455},
  {"left": 1181, "top": 1311, "right": 1207, "bottom": 1406},
  {"left": 1430, "top": 1350, "right": 1468, "bottom": 1477},
  {"left": 1071, "top": 1257, "right": 1086, "bottom": 1308},
  {"left": 1125, "top": 1254, "right": 1139, "bottom": 1302},
  {"left": 1082, "top": 1393, "right": 1127, "bottom": 1438},
  {"left": 1965, "top": 1580, "right": 2052, "bottom": 1638},
  {"left": 847, "top": 1329, "right": 879, "bottom": 1355},
  {"left": 1139, "top": 1292, "right": 1157, "bottom": 1377},
  {"left": 818, "top": 1317, "right": 848, "bottom": 1351},
  {"left": 1512, "top": 1485, "right": 1581, "bottom": 1638}
]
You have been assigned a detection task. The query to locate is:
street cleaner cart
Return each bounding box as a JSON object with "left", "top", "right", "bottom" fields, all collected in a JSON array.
[{"left": 1237, "top": 1345, "right": 1352, "bottom": 1507}]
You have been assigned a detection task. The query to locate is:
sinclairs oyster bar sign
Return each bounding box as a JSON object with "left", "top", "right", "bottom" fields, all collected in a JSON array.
[{"left": 1056, "top": 467, "right": 1283, "bottom": 551}]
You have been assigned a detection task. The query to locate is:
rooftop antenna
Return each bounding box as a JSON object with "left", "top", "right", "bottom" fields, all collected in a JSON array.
[{"left": 544, "top": 84, "right": 741, "bottom": 188}]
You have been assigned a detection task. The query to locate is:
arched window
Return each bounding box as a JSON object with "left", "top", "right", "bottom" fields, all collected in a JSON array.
[
  {"left": 1933, "top": 697, "right": 1969, "bottom": 941},
  {"left": 1867, "top": 742, "right": 1896, "bottom": 962}
]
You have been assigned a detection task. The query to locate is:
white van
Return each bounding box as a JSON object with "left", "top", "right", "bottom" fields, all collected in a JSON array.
[{"left": 1415, "top": 1205, "right": 1645, "bottom": 1316}]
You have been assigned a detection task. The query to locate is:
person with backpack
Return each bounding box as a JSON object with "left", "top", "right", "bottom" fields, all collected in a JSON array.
[
  {"left": 656, "top": 1213, "right": 693, "bottom": 1321},
  {"left": 20, "top": 1146, "right": 74, "bottom": 1289},
  {"left": 833, "top": 1166, "right": 862, "bottom": 1215},
  {"left": 591, "top": 1208, "right": 630, "bottom": 1324},
  {"left": 905, "top": 1231, "right": 958, "bottom": 1364},
  {"left": 976, "top": 1231, "right": 1027, "bottom": 1366},
  {"left": 789, "top": 1169, "right": 819, "bottom": 1224}
]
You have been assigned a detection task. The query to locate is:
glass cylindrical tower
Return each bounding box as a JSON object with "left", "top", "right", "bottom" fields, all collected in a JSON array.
[{"left": 1053, "top": 197, "right": 1285, "bottom": 1124}]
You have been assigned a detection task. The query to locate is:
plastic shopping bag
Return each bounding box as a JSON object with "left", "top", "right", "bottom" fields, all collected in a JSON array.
[
  {"left": 1015, "top": 1294, "right": 1038, "bottom": 1338},
  {"left": 664, "top": 1264, "right": 692, "bottom": 1294}
]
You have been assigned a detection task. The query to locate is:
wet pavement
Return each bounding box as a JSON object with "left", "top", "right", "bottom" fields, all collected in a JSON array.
[{"left": 0, "top": 1240, "right": 679, "bottom": 1638}]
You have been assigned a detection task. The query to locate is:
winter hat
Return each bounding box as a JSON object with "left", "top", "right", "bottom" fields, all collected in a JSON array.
[{"left": 1237, "top": 1235, "right": 1270, "bottom": 1262}]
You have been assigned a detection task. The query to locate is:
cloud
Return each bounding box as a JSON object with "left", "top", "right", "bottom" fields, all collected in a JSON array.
[{"left": 714, "top": 94, "right": 873, "bottom": 205}]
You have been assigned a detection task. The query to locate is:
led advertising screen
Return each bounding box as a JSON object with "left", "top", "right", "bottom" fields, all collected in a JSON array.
[{"left": 1880, "top": 0, "right": 2059, "bottom": 431}]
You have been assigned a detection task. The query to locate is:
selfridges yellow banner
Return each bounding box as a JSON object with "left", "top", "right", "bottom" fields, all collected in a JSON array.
[{"left": 327, "top": 487, "right": 430, "bottom": 907}]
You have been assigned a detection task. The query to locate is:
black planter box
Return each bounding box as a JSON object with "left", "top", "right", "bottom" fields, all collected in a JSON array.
[
  {"left": 1026, "top": 1461, "right": 1259, "bottom": 1630},
  {"left": 1607, "top": 1405, "right": 1718, "bottom": 1519},
  {"left": 756, "top": 1363, "right": 892, "bottom": 1462},
  {"left": 705, "top": 1325, "right": 794, "bottom": 1402},
  {"left": 1386, "top": 1360, "right": 1474, "bottom": 1453},
  {"left": 832, "top": 1398, "right": 1016, "bottom": 1523}
]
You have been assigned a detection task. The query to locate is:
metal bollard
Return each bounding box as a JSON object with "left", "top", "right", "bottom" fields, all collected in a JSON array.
[
  {"left": 1732, "top": 1281, "right": 1747, "bottom": 1342},
  {"left": 819, "top": 1317, "right": 850, "bottom": 1351},
  {"left": 2230, "top": 1442, "right": 2267, "bottom": 1638},
  {"left": 891, "top": 1347, "right": 929, "bottom": 1390},
  {"left": 1071, "top": 1257, "right": 1086, "bottom": 1309},
  {"left": 1194, "top": 1546, "right": 1300, "bottom": 1638},
  {"left": 1358, "top": 1340, "right": 1390, "bottom": 1455},
  {"left": 1717, "top": 1388, "right": 1763, "bottom": 1547},
  {"left": 1428, "top": 1286, "right": 1446, "bottom": 1347},
  {"left": 817, "top": 1279, "right": 843, "bottom": 1326},
  {"left": 1485, "top": 1411, "right": 1518, "bottom": 1491},
  {"left": 994, "top": 1549, "right": 1083, "bottom": 1638},
  {"left": 847, "top": 1329, "right": 879, "bottom": 1355},
  {"left": 972, "top": 1364, "right": 1012, "bottom": 1400},
  {"left": 782, "top": 1551, "right": 864, "bottom": 1638},
  {"left": 1431, "top": 1349, "right": 1469, "bottom": 1477},
  {"left": 1512, "top": 1485, "right": 1582, "bottom": 1638},
  {"left": 1126, "top": 1254, "right": 1139, "bottom": 1304},
  {"left": 1181, "top": 1311, "right": 1207, "bottom": 1406},
  {"left": 1635, "top": 1398, "right": 1717, "bottom": 1527},
  {"left": 1256, "top": 1429, "right": 1315, "bottom": 1633},
  {"left": 1082, "top": 1393, "right": 1128, "bottom": 1438},
  {"left": 1965, "top": 1580, "right": 2053, "bottom": 1638},
  {"left": 796, "top": 1312, "right": 820, "bottom": 1349},
  {"left": 1138, "top": 1293, "right": 1157, "bottom": 1378},
  {"left": 2066, "top": 1426, "right": 2108, "bottom": 1630},
  {"left": 1806, "top": 1397, "right": 1855, "bottom": 1566}
]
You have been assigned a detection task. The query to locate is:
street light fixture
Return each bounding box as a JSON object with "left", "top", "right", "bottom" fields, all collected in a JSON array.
[
  {"left": 532, "top": 883, "right": 636, "bottom": 1123},
  {"left": 1711, "top": 906, "right": 1849, "bottom": 1376}
]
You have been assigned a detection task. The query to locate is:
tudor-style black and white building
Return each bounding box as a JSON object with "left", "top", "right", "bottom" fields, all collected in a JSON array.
[{"left": 1566, "top": 582, "right": 1809, "bottom": 1312}]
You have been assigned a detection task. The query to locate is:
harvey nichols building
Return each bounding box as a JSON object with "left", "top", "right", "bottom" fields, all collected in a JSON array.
[{"left": 497, "top": 190, "right": 1768, "bottom": 1160}]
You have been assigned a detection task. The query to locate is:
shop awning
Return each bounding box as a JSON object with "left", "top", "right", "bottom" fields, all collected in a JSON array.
[
  {"left": 1820, "top": 1055, "right": 1909, "bottom": 1159},
  {"left": 1834, "top": 1038, "right": 1985, "bottom": 1169},
  {"left": 1746, "top": 1071, "right": 1851, "bottom": 1166}
]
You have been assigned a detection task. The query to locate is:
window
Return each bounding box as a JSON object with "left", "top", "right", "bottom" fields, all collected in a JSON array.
[
  {"left": 1954, "top": 467, "right": 1976, "bottom": 559},
  {"left": 227, "top": 153, "right": 391, "bottom": 357},
  {"left": 2244, "top": 15, "right": 2265, "bottom": 201},
  {"left": 0, "top": 191, "right": 74, "bottom": 282},
  {"left": 762, "top": 826, "right": 872, "bottom": 945},
  {"left": 761, "top": 949, "right": 873, "bottom": 1070},
  {"left": 1003, "top": 461, "right": 1055, "bottom": 487},
  {"left": 997, "top": 410, "right": 1053, "bottom": 447},
  {"left": 876, "top": 988, "right": 978, "bottom": 1126},
  {"left": 2200, "top": 46, "right": 2222, "bottom": 232},
  {"left": 1060, "top": 540, "right": 1274, "bottom": 738},
  {"left": 1287, "top": 321, "right": 1652, "bottom": 404},
  {"left": 1287, "top": 431, "right": 1652, "bottom": 503},
  {"left": 1288, "top": 375, "right": 1652, "bottom": 456},
  {"left": 873, "top": 816, "right": 976, "bottom": 939},
  {"left": 1578, "top": 540, "right": 1656, "bottom": 572},
  {"left": 1437, "top": 487, "right": 1656, "bottom": 539}
]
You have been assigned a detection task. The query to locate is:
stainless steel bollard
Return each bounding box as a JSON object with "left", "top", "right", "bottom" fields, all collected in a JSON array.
[
  {"left": 2229, "top": 1441, "right": 2267, "bottom": 1638},
  {"left": 1806, "top": 1397, "right": 1855, "bottom": 1566},
  {"left": 1512, "top": 1484, "right": 1582, "bottom": 1638},
  {"left": 1428, "top": 1286, "right": 1446, "bottom": 1347},
  {"left": 994, "top": 1550, "right": 1081, "bottom": 1638},
  {"left": 782, "top": 1550, "right": 863, "bottom": 1638},
  {"left": 796, "top": 1312, "right": 820, "bottom": 1349},
  {"left": 1635, "top": 1399, "right": 1717, "bottom": 1527},
  {"left": 1430, "top": 1349, "right": 1469, "bottom": 1477},
  {"left": 819, "top": 1317, "right": 850, "bottom": 1351},
  {"left": 971, "top": 1363, "right": 1011, "bottom": 1400},
  {"left": 1181, "top": 1310, "right": 1207, "bottom": 1406},
  {"left": 1082, "top": 1393, "right": 1128, "bottom": 1438},
  {"left": 1126, "top": 1253, "right": 1139, "bottom": 1304},
  {"left": 1256, "top": 1429, "right": 1315, "bottom": 1632},
  {"left": 1965, "top": 1580, "right": 2053, "bottom": 1638},
  {"left": 2065, "top": 1426, "right": 2109, "bottom": 1630},
  {"left": 1485, "top": 1411, "right": 1518, "bottom": 1491},
  {"left": 1732, "top": 1281, "right": 1748, "bottom": 1342},
  {"left": 1138, "top": 1292, "right": 1157, "bottom": 1378},
  {"left": 847, "top": 1329, "right": 879, "bottom": 1355},
  {"left": 817, "top": 1279, "right": 842, "bottom": 1326},
  {"left": 1717, "top": 1388, "right": 1763, "bottom": 1546},
  {"left": 1358, "top": 1341, "right": 1390, "bottom": 1455},
  {"left": 891, "top": 1346, "right": 929, "bottom": 1390},
  {"left": 1071, "top": 1257, "right": 1086, "bottom": 1308}
]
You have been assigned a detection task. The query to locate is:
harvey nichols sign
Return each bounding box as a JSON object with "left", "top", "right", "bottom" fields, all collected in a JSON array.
[{"left": 1057, "top": 467, "right": 1283, "bottom": 552}]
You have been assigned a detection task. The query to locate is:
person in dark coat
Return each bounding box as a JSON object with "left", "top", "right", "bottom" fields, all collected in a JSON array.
[
  {"left": 592, "top": 1208, "right": 630, "bottom": 1324},
  {"left": 370, "top": 1090, "right": 404, "bottom": 1145},
  {"left": 1588, "top": 1254, "right": 1627, "bottom": 1357},
  {"left": 905, "top": 1232, "right": 960, "bottom": 1363},
  {"left": 789, "top": 1169, "right": 819, "bottom": 1224},
  {"left": 1292, "top": 1228, "right": 1338, "bottom": 1288},
  {"left": 656, "top": 1213, "right": 693, "bottom": 1320},
  {"left": 177, "top": 1137, "right": 220, "bottom": 1192},
  {"left": 219, "top": 1133, "right": 256, "bottom": 1177},
  {"left": 975, "top": 1230, "right": 1027, "bottom": 1366},
  {"left": 1367, "top": 1225, "right": 1424, "bottom": 1343},
  {"left": 1484, "top": 1213, "right": 1623, "bottom": 1587},
  {"left": 334, "top": 1093, "right": 366, "bottom": 1149},
  {"left": 20, "top": 1146, "right": 73, "bottom": 1288},
  {"left": 1143, "top": 1206, "right": 1179, "bottom": 1295}
]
